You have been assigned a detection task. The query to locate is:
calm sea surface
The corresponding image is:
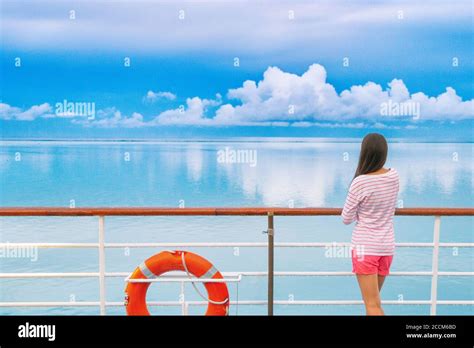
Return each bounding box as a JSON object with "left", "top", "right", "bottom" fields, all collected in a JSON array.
[{"left": 0, "top": 140, "right": 472, "bottom": 315}]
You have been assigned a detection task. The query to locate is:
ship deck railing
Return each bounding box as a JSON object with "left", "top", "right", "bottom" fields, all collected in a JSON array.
[{"left": 0, "top": 207, "right": 473, "bottom": 315}]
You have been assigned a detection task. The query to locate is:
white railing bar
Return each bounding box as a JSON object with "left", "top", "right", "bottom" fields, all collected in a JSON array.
[
  {"left": 109, "top": 271, "right": 474, "bottom": 277},
  {"left": 185, "top": 300, "right": 474, "bottom": 306},
  {"left": 0, "top": 243, "right": 98, "bottom": 248},
  {"left": 436, "top": 243, "right": 474, "bottom": 247},
  {"left": 430, "top": 216, "right": 441, "bottom": 315},
  {"left": 105, "top": 242, "right": 442, "bottom": 248},
  {"left": 98, "top": 216, "right": 106, "bottom": 315},
  {"left": 1, "top": 300, "right": 472, "bottom": 308},
  {"left": 2, "top": 271, "right": 473, "bottom": 279},
  {"left": 437, "top": 272, "right": 474, "bottom": 276},
  {"left": 128, "top": 271, "right": 469, "bottom": 276},
  {"left": 0, "top": 301, "right": 185, "bottom": 307},
  {"left": 0, "top": 302, "right": 103, "bottom": 307},
  {"left": 0, "top": 272, "right": 101, "bottom": 278},
  {"left": 124, "top": 275, "right": 243, "bottom": 283},
  {"left": 107, "top": 242, "right": 471, "bottom": 248},
  {"left": 1, "top": 242, "right": 472, "bottom": 248},
  {"left": 435, "top": 301, "right": 474, "bottom": 305}
]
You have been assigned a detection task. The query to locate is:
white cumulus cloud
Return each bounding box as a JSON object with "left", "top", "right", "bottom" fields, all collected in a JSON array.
[
  {"left": 143, "top": 90, "right": 177, "bottom": 103},
  {"left": 0, "top": 103, "right": 53, "bottom": 120},
  {"left": 72, "top": 108, "right": 145, "bottom": 128},
  {"left": 153, "top": 64, "right": 474, "bottom": 126},
  {"left": 2, "top": 64, "right": 473, "bottom": 128},
  {"left": 153, "top": 94, "right": 222, "bottom": 126}
]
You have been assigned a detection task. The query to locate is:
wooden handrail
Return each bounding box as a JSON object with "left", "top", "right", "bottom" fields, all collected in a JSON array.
[{"left": 0, "top": 207, "right": 472, "bottom": 216}]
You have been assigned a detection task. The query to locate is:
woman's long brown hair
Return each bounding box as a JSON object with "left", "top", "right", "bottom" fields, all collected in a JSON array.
[{"left": 353, "top": 133, "right": 388, "bottom": 180}]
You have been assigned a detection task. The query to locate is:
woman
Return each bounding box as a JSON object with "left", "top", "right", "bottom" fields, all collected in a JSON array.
[{"left": 342, "top": 133, "right": 399, "bottom": 315}]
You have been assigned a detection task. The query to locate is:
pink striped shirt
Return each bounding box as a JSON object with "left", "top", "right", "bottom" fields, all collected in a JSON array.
[{"left": 342, "top": 168, "right": 399, "bottom": 256}]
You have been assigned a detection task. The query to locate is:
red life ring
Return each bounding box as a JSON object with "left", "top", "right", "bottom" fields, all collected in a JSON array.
[{"left": 125, "top": 250, "right": 229, "bottom": 316}]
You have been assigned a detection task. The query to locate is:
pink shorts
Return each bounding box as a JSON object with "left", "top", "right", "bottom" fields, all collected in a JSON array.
[{"left": 352, "top": 251, "right": 393, "bottom": 276}]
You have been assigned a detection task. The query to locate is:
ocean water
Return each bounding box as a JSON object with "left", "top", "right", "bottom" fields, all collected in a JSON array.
[{"left": 0, "top": 140, "right": 472, "bottom": 315}]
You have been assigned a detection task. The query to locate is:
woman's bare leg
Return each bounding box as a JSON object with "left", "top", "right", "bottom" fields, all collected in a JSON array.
[
  {"left": 378, "top": 275, "right": 386, "bottom": 291},
  {"left": 356, "top": 274, "right": 384, "bottom": 315}
]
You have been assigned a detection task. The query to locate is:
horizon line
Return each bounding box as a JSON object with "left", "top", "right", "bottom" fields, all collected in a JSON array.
[{"left": 0, "top": 137, "right": 472, "bottom": 144}]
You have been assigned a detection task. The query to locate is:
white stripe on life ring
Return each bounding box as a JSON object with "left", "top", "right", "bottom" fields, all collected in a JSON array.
[
  {"left": 139, "top": 262, "right": 155, "bottom": 279},
  {"left": 199, "top": 265, "right": 218, "bottom": 280}
]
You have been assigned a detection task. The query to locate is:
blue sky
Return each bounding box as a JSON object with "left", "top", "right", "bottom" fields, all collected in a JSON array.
[{"left": 1, "top": 0, "right": 473, "bottom": 140}]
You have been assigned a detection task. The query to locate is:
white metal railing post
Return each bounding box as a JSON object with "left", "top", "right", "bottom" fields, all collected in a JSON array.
[
  {"left": 180, "top": 281, "right": 186, "bottom": 315},
  {"left": 430, "top": 216, "right": 441, "bottom": 315},
  {"left": 98, "top": 216, "right": 107, "bottom": 315},
  {"left": 267, "top": 212, "right": 274, "bottom": 316}
]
